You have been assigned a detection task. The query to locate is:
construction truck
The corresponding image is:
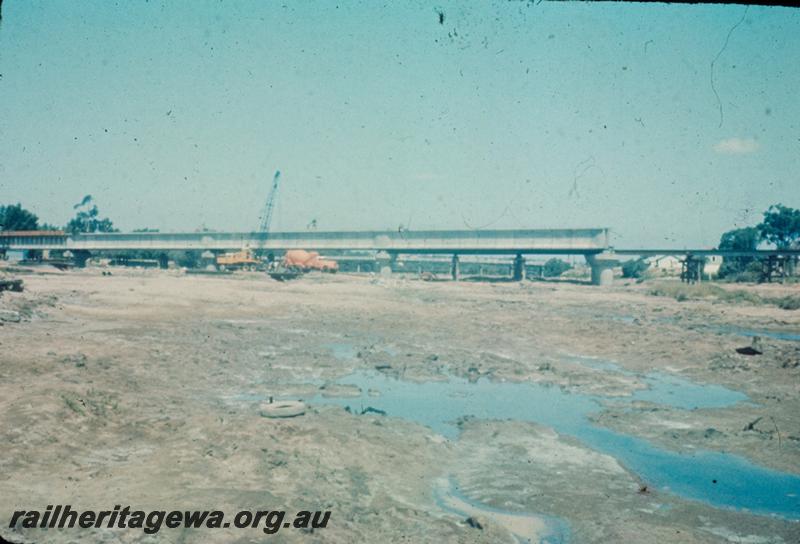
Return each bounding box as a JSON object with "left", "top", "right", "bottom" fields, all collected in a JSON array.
[
  {"left": 282, "top": 249, "right": 338, "bottom": 272},
  {"left": 216, "top": 249, "right": 261, "bottom": 271},
  {"left": 267, "top": 249, "right": 338, "bottom": 280}
]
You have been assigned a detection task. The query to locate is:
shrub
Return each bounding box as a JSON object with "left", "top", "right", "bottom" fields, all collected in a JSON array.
[
  {"left": 543, "top": 258, "right": 572, "bottom": 278},
  {"left": 622, "top": 258, "right": 650, "bottom": 279}
]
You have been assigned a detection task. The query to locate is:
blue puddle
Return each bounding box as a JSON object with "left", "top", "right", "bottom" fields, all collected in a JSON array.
[
  {"left": 633, "top": 372, "right": 748, "bottom": 409},
  {"left": 563, "top": 355, "right": 749, "bottom": 410},
  {"left": 310, "top": 370, "right": 800, "bottom": 519},
  {"left": 649, "top": 317, "right": 800, "bottom": 342},
  {"left": 709, "top": 325, "right": 800, "bottom": 342}
]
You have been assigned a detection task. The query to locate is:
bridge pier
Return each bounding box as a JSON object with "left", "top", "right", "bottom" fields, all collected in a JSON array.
[
  {"left": 377, "top": 252, "right": 396, "bottom": 276},
  {"left": 451, "top": 254, "right": 460, "bottom": 281},
  {"left": 158, "top": 253, "right": 169, "bottom": 269},
  {"left": 73, "top": 250, "right": 91, "bottom": 268},
  {"left": 513, "top": 254, "right": 526, "bottom": 281},
  {"left": 586, "top": 253, "right": 617, "bottom": 286}
]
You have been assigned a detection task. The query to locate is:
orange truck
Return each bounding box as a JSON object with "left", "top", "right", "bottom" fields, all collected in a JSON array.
[{"left": 282, "top": 249, "right": 338, "bottom": 272}]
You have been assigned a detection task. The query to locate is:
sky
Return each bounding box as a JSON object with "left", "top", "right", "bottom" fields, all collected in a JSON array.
[{"left": 1, "top": 1, "right": 798, "bottom": 248}]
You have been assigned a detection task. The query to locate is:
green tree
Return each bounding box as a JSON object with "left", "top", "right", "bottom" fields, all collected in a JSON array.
[
  {"left": 718, "top": 226, "right": 760, "bottom": 279},
  {"left": 757, "top": 204, "right": 800, "bottom": 249},
  {"left": 0, "top": 203, "right": 39, "bottom": 231},
  {"left": 543, "top": 258, "right": 572, "bottom": 277},
  {"left": 66, "top": 196, "right": 117, "bottom": 234},
  {"left": 621, "top": 258, "right": 649, "bottom": 279}
]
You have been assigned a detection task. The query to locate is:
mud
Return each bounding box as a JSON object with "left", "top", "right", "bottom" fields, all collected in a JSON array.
[{"left": 1, "top": 268, "right": 798, "bottom": 542}]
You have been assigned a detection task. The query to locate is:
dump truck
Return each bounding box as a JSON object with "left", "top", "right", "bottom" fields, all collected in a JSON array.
[{"left": 216, "top": 249, "right": 261, "bottom": 271}]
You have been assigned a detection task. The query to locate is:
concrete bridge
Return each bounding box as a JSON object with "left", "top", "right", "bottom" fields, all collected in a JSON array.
[
  {"left": 1, "top": 228, "right": 617, "bottom": 283},
  {"left": 0, "top": 228, "right": 608, "bottom": 254},
  {"left": 3, "top": 228, "right": 798, "bottom": 285}
]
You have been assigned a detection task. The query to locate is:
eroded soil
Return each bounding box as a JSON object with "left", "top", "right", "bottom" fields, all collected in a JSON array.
[{"left": 1, "top": 267, "right": 798, "bottom": 543}]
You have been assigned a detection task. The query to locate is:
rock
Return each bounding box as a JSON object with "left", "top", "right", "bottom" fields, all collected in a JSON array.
[{"left": 464, "top": 516, "right": 484, "bottom": 530}]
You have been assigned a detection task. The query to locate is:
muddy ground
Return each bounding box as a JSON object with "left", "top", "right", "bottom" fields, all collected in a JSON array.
[{"left": 0, "top": 266, "right": 798, "bottom": 543}]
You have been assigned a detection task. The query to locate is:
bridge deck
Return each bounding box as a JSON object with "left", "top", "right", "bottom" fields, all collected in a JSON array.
[{"left": 1, "top": 228, "right": 610, "bottom": 255}]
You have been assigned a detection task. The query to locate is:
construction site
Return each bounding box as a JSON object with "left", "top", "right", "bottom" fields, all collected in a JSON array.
[
  {"left": 1, "top": 258, "right": 799, "bottom": 543},
  {"left": 2, "top": 165, "right": 800, "bottom": 544},
  {"left": 2, "top": 1, "right": 800, "bottom": 543}
]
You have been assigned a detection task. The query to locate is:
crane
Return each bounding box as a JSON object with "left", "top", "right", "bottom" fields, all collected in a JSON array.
[
  {"left": 254, "top": 170, "right": 281, "bottom": 261},
  {"left": 216, "top": 169, "right": 281, "bottom": 270},
  {"left": 259, "top": 170, "right": 281, "bottom": 235}
]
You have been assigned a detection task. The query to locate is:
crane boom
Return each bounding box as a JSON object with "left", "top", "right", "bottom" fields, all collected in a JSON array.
[{"left": 259, "top": 170, "right": 280, "bottom": 235}]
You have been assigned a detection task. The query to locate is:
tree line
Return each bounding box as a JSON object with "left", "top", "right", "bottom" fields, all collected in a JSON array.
[{"left": 0, "top": 196, "right": 116, "bottom": 234}]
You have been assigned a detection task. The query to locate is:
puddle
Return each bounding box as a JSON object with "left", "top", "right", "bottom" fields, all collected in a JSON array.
[
  {"left": 311, "top": 371, "right": 800, "bottom": 519},
  {"left": 632, "top": 372, "right": 748, "bottom": 409},
  {"left": 563, "top": 355, "right": 748, "bottom": 409},
  {"left": 434, "top": 477, "right": 568, "bottom": 544},
  {"left": 709, "top": 325, "right": 800, "bottom": 342},
  {"left": 654, "top": 317, "right": 800, "bottom": 342}
]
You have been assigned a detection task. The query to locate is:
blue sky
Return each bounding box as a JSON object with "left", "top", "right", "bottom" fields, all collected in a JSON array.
[{"left": 1, "top": 1, "right": 798, "bottom": 247}]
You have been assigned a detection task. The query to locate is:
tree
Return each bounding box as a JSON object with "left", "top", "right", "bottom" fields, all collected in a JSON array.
[
  {"left": 543, "top": 258, "right": 572, "bottom": 277},
  {"left": 66, "top": 196, "right": 117, "bottom": 234},
  {"left": 757, "top": 204, "right": 800, "bottom": 249},
  {"left": 0, "top": 203, "right": 39, "bottom": 231},
  {"left": 718, "top": 226, "right": 760, "bottom": 279},
  {"left": 621, "top": 258, "right": 649, "bottom": 279}
]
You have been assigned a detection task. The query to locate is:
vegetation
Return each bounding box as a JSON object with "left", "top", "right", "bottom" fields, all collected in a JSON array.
[
  {"left": 758, "top": 204, "right": 800, "bottom": 249},
  {"left": 543, "top": 258, "right": 572, "bottom": 277},
  {"left": 621, "top": 258, "right": 649, "bottom": 279},
  {"left": 716, "top": 205, "right": 800, "bottom": 282},
  {"left": 647, "top": 281, "right": 799, "bottom": 309},
  {"left": 717, "top": 227, "right": 760, "bottom": 279},
  {"left": 65, "top": 195, "right": 117, "bottom": 234},
  {"left": 0, "top": 203, "right": 39, "bottom": 231}
]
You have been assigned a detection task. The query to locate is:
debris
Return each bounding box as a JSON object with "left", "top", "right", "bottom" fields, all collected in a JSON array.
[
  {"left": 736, "top": 336, "right": 763, "bottom": 356},
  {"left": 0, "top": 279, "right": 23, "bottom": 293},
  {"left": 260, "top": 400, "right": 306, "bottom": 419},
  {"left": 736, "top": 346, "right": 761, "bottom": 357},
  {"left": 0, "top": 310, "right": 21, "bottom": 323},
  {"left": 464, "top": 516, "right": 484, "bottom": 530},
  {"left": 637, "top": 483, "right": 650, "bottom": 494},
  {"left": 361, "top": 406, "right": 386, "bottom": 416},
  {"left": 743, "top": 416, "right": 763, "bottom": 432}
]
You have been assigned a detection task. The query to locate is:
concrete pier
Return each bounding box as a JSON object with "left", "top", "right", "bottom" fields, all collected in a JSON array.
[
  {"left": 586, "top": 253, "right": 618, "bottom": 286},
  {"left": 513, "top": 254, "right": 525, "bottom": 281}
]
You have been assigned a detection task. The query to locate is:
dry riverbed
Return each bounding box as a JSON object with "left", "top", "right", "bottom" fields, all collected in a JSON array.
[{"left": 0, "top": 266, "right": 798, "bottom": 543}]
